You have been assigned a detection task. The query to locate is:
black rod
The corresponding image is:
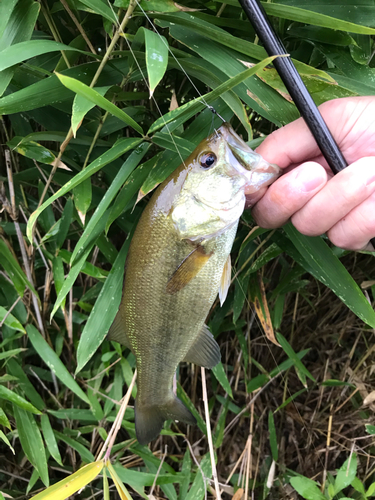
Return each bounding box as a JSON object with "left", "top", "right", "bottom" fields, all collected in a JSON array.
[
  {"left": 238, "top": 0, "right": 347, "bottom": 173},
  {"left": 239, "top": 0, "right": 375, "bottom": 249}
]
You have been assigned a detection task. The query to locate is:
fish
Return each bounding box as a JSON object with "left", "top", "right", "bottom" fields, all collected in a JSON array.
[{"left": 109, "top": 123, "right": 280, "bottom": 445}]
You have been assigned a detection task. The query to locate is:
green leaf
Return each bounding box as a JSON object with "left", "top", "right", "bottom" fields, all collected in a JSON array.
[
  {"left": 276, "top": 333, "right": 315, "bottom": 384},
  {"left": 366, "top": 424, "right": 375, "bottom": 435},
  {"left": 0, "top": 429, "right": 14, "bottom": 453},
  {"left": 76, "top": 235, "right": 131, "bottom": 373},
  {"left": 40, "top": 414, "right": 63, "bottom": 466},
  {"left": 73, "top": 178, "right": 92, "bottom": 221},
  {"left": 0, "top": 407, "right": 11, "bottom": 429},
  {"left": 6, "top": 358, "right": 45, "bottom": 411},
  {"left": 53, "top": 430, "right": 95, "bottom": 463},
  {"left": 0, "top": 306, "right": 25, "bottom": 333},
  {"left": 179, "top": 450, "right": 192, "bottom": 500},
  {"left": 0, "top": 385, "right": 41, "bottom": 414},
  {"left": 27, "top": 138, "right": 142, "bottom": 243},
  {"left": 56, "top": 198, "right": 73, "bottom": 250},
  {"left": 52, "top": 256, "right": 66, "bottom": 311},
  {"left": 0, "top": 0, "right": 40, "bottom": 97},
  {"left": 268, "top": 411, "right": 278, "bottom": 462},
  {"left": 262, "top": 2, "right": 375, "bottom": 35},
  {"left": 290, "top": 476, "right": 326, "bottom": 500},
  {"left": 334, "top": 454, "right": 357, "bottom": 494},
  {"left": 27, "top": 325, "right": 90, "bottom": 405},
  {"left": 148, "top": 55, "right": 279, "bottom": 134},
  {"left": 282, "top": 224, "right": 375, "bottom": 329},
  {"left": 0, "top": 40, "right": 87, "bottom": 72},
  {"left": 366, "top": 482, "right": 375, "bottom": 497},
  {"left": 56, "top": 73, "right": 143, "bottom": 135},
  {"left": 0, "top": 239, "right": 38, "bottom": 297},
  {"left": 0, "top": 0, "right": 18, "bottom": 41},
  {"left": 177, "top": 383, "right": 207, "bottom": 435},
  {"left": 13, "top": 405, "right": 49, "bottom": 486},
  {"left": 71, "top": 142, "right": 149, "bottom": 264},
  {"left": 71, "top": 86, "right": 111, "bottom": 136},
  {"left": 211, "top": 362, "right": 233, "bottom": 398},
  {"left": 78, "top": 0, "right": 117, "bottom": 22},
  {"left": 144, "top": 29, "right": 169, "bottom": 97},
  {"left": 185, "top": 454, "right": 211, "bottom": 500}
]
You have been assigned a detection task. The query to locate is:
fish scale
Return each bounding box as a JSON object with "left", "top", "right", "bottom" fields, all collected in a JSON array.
[{"left": 109, "top": 123, "right": 280, "bottom": 444}]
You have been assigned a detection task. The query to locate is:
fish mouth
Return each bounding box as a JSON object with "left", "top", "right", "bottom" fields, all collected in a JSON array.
[{"left": 219, "top": 123, "right": 281, "bottom": 192}]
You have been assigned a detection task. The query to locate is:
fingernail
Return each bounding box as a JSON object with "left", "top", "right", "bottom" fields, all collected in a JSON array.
[{"left": 296, "top": 167, "right": 325, "bottom": 192}]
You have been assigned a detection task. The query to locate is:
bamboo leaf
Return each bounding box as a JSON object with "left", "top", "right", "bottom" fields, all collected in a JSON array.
[
  {"left": 29, "top": 461, "right": 103, "bottom": 500},
  {"left": 13, "top": 405, "right": 49, "bottom": 486},
  {"left": 148, "top": 55, "right": 279, "bottom": 133},
  {"left": 0, "top": 385, "right": 41, "bottom": 414},
  {"left": 76, "top": 235, "right": 131, "bottom": 373},
  {"left": 144, "top": 29, "right": 169, "bottom": 97},
  {"left": 0, "top": 306, "right": 25, "bottom": 333},
  {"left": 56, "top": 73, "right": 143, "bottom": 135},
  {"left": 282, "top": 224, "right": 375, "bottom": 329},
  {"left": 0, "top": 40, "right": 87, "bottom": 72},
  {"left": 71, "top": 142, "right": 149, "bottom": 264},
  {"left": 40, "top": 415, "right": 63, "bottom": 466},
  {"left": 26, "top": 138, "right": 143, "bottom": 243},
  {"left": 27, "top": 325, "right": 90, "bottom": 405}
]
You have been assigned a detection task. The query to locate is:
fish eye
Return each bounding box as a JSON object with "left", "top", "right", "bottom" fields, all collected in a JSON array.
[{"left": 199, "top": 152, "right": 217, "bottom": 169}]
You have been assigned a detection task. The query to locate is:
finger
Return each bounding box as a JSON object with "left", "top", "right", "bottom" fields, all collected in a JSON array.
[
  {"left": 251, "top": 162, "right": 327, "bottom": 228},
  {"left": 256, "top": 97, "right": 375, "bottom": 168},
  {"left": 291, "top": 157, "right": 375, "bottom": 236},
  {"left": 327, "top": 191, "right": 375, "bottom": 251},
  {"left": 245, "top": 187, "right": 267, "bottom": 208}
]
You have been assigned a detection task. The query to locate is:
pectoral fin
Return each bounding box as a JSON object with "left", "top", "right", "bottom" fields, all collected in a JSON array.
[
  {"left": 166, "top": 246, "right": 212, "bottom": 294},
  {"left": 182, "top": 324, "right": 221, "bottom": 369},
  {"left": 108, "top": 311, "right": 131, "bottom": 349},
  {"left": 219, "top": 255, "right": 231, "bottom": 306}
]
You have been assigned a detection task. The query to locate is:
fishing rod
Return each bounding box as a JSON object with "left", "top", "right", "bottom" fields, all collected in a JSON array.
[{"left": 238, "top": 0, "right": 375, "bottom": 248}]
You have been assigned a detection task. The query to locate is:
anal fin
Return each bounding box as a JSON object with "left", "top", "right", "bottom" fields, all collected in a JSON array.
[
  {"left": 219, "top": 254, "right": 231, "bottom": 306},
  {"left": 182, "top": 324, "right": 221, "bottom": 369},
  {"left": 108, "top": 311, "right": 131, "bottom": 349},
  {"left": 166, "top": 246, "right": 212, "bottom": 294}
]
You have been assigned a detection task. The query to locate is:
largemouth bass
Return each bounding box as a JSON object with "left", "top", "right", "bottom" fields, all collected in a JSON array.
[{"left": 109, "top": 123, "right": 280, "bottom": 445}]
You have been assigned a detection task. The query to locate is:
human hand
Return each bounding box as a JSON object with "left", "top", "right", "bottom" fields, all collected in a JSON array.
[{"left": 246, "top": 96, "right": 375, "bottom": 251}]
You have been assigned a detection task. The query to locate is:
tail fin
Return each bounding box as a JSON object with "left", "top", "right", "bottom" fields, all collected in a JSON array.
[{"left": 135, "top": 396, "right": 196, "bottom": 445}]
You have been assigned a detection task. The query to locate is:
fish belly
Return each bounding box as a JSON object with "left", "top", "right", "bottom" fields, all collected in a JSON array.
[{"left": 121, "top": 206, "right": 237, "bottom": 429}]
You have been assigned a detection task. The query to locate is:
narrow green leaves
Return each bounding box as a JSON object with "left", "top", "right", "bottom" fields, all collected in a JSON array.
[
  {"left": 70, "top": 142, "right": 149, "bottom": 264},
  {"left": 282, "top": 224, "right": 375, "bottom": 328},
  {"left": 0, "top": 385, "right": 41, "bottom": 414},
  {"left": 27, "top": 325, "right": 90, "bottom": 404},
  {"left": 148, "top": 55, "right": 279, "bottom": 133},
  {"left": 76, "top": 237, "right": 130, "bottom": 373},
  {"left": 0, "top": 40, "right": 86, "bottom": 72},
  {"left": 13, "top": 406, "right": 49, "bottom": 486},
  {"left": 26, "top": 138, "right": 143, "bottom": 243},
  {"left": 56, "top": 73, "right": 143, "bottom": 135}
]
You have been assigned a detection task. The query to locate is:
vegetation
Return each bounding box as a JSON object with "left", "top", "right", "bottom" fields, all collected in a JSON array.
[{"left": 1, "top": 0, "right": 375, "bottom": 498}]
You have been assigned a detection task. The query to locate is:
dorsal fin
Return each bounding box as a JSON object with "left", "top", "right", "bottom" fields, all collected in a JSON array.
[{"left": 166, "top": 246, "right": 212, "bottom": 294}]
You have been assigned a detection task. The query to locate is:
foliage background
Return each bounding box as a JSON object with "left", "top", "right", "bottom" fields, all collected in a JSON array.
[{"left": 1, "top": 0, "right": 375, "bottom": 498}]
